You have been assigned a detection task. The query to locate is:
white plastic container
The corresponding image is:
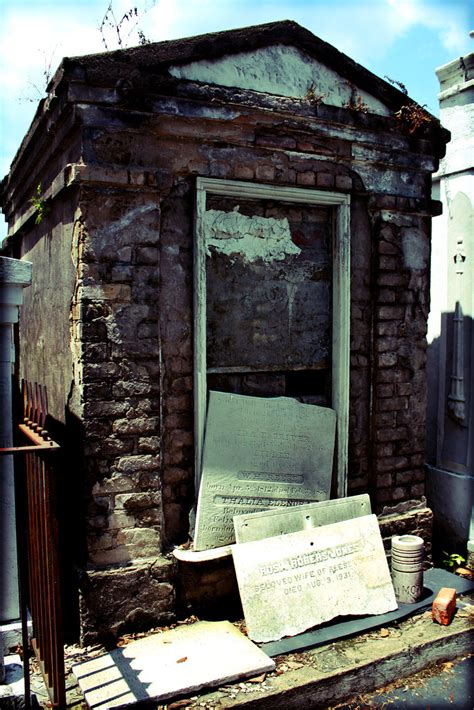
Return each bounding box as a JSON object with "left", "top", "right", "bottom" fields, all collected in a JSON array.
[{"left": 391, "top": 534, "right": 424, "bottom": 603}]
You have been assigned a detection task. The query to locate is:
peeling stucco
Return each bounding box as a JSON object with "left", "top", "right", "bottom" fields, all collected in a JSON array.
[
  {"left": 402, "top": 228, "right": 429, "bottom": 270},
  {"left": 204, "top": 207, "right": 301, "bottom": 263},
  {"left": 169, "top": 44, "right": 391, "bottom": 116}
]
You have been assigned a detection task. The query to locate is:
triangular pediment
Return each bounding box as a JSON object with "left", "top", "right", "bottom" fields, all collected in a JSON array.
[{"left": 168, "top": 44, "right": 391, "bottom": 116}]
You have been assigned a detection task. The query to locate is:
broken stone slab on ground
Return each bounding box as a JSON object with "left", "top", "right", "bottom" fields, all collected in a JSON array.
[
  {"left": 234, "top": 493, "right": 371, "bottom": 543},
  {"left": 194, "top": 391, "right": 336, "bottom": 551},
  {"left": 72, "top": 620, "right": 275, "bottom": 709},
  {"left": 232, "top": 513, "right": 397, "bottom": 643}
]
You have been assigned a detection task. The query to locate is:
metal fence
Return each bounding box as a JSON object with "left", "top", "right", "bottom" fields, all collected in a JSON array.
[{"left": 0, "top": 381, "right": 65, "bottom": 708}]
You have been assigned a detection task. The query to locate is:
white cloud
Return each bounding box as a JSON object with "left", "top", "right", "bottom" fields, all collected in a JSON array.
[
  {"left": 0, "top": 6, "right": 102, "bottom": 97},
  {"left": 140, "top": 0, "right": 470, "bottom": 68}
]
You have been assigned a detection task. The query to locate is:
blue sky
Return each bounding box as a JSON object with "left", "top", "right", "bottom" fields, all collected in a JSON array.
[{"left": 0, "top": 0, "right": 472, "bottom": 237}]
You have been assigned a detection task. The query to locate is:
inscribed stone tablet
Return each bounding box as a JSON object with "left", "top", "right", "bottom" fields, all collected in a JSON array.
[
  {"left": 232, "top": 514, "right": 397, "bottom": 643},
  {"left": 73, "top": 621, "right": 275, "bottom": 708},
  {"left": 234, "top": 494, "right": 371, "bottom": 543},
  {"left": 194, "top": 392, "right": 336, "bottom": 550}
]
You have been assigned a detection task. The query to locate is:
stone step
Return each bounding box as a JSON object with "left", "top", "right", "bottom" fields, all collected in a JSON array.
[{"left": 192, "top": 594, "right": 473, "bottom": 708}]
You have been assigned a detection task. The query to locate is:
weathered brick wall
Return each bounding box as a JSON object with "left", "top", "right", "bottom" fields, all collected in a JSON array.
[
  {"left": 68, "top": 184, "right": 176, "bottom": 641},
  {"left": 370, "top": 210, "right": 431, "bottom": 508},
  {"left": 75, "top": 188, "right": 163, "bottom": 566}
]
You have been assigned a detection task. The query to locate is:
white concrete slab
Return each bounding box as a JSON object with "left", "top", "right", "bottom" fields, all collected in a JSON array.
[
  {"left": 232, "top": 514, "right": 398, "bottom": 643},
  {"left": 194, "top": 391, "right": 336, "bottom": 550},
  {"left": 73, "top": 620, "right": 275, "bottom": 708},
  {"left": 234, "top": 494, "right": 371, "bottom": 543}
]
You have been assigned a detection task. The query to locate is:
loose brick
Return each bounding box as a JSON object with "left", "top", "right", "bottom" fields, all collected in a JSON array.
[
  {"left": 138, "top": 436, "right": 160, "bottom": 453},
  {"left": 376, "top": 384, "right": 395, "bottom": 397},
  {"left": 297, "top": 171, "right": 316, "bottom": 186},
  {"left": 378, "top": 288, "right": 397, "bottom": 303},
  {"left": 234, "top": 165, "right": 254, "bottom": 180},
  {"left": 115, "top": 455, "right": 160, "bottom": 473},
  {"left": 375, "top": 443, "right": 395, "bottom": 457},
  {"left": 432, "top": 588, "right": 456, "bottom": 625},
  {"left": 378, "top": 352, "right": 398, "bottom": 368},
  {"left": 335, "top": 175, "right": 352, "bottom": 190},
  {"left": 377, "top": 396, "right": 409, "bottom": 412},
  {"left": 316, "top": 172, "right": 334, "bottom": 188},
  {"left": 377, "top": 322, "right": 400, "bottom": 337},
  {"left": 375, "top": 426, "right": 408, "bottom": 442},
  {"left": 378, "top": 254, "right": 400, "bottom": 271},
  {"left": 410, "top": 482, "right": 425, "bottom": 497},
  {"left": 378, "top": 305, "right": 405, "bottom": 320},
  {"left": 378, "top": 272, "right": 409, "bottom": 288},
  {"left": 255, "top": 165, "right": 276, "bottom": 181},
  {"left": 376, "top": 456, "right": 409, "bottom": 473},
  {"left": 255, "top": 134, "right": 297, "bottom": 150},
  {"left": 378, "top": 241, "right": 399, "bottom": 255}
]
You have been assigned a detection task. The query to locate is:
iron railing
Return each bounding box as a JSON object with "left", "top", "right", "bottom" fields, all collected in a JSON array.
[{"left": 0, "top": 381, "right": 65, "bottom": 708}]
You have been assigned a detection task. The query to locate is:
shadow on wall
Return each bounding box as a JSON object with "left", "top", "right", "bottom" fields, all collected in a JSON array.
[{"left": 426, "top": 308, "right": 473, "bottom": 551}]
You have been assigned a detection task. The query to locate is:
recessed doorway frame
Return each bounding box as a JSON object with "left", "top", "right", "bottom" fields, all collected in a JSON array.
[{"left": 194, "top": 177, "right": 350, "bottom": 498}]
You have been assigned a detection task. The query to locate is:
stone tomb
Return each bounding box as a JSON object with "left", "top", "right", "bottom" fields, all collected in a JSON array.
[
  {"left": 194, "top": 391, "right": 336, "bottom": 550},
  {"left": 234, "top": 494, "right": 371, "bottom": 543},
  {"left": 232, "top": 514, "right": 398, "bottom": 642}
]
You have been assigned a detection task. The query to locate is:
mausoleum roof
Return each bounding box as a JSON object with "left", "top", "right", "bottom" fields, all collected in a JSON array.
[{"left": 57, "top": 20, "right": 412, "bottom": 113}]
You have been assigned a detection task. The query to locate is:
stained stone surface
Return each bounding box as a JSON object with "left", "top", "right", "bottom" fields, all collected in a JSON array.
[
  {"left": 73, "top": 620, "right": 275, "bottom": 708},
  {"left": 194, "top": 391, "right": 336, "bottom": 550},
  {"left": 234, "top": 494, "right": 371, "bottom": 543},
  {"left": 232, "top": 514, "right": 398, "bottom": 642}
]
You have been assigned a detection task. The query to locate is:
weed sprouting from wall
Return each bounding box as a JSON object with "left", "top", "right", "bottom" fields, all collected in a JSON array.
[{"left": 30, "top": 183, "right": 49, "bottom": 225}]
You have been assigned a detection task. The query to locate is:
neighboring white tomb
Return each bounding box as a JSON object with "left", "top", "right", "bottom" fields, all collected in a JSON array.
[
  {"left": 194, "top": 391, "right": 336, "bottom": 550},
  {"left": 232, "top": 514, "right": 397, "bottom": 643},
  {"left": 426, "top": 49, "right": 473, "bottom": 548}
]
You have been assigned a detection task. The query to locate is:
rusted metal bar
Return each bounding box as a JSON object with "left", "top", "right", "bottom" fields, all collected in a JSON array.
[
  {"left": 0, "top": 444, "right": 58, "bottom": 454},
  {"left": 0, "top": 381, "right": 66, "bottom": 709}
]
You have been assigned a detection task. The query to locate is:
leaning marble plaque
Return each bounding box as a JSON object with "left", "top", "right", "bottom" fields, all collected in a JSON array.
[
  {"left": 232, "top": 514, "right": 398, "bottom": 642},
  {"left": 234, "top": 494, "right": 371, "bottom": 544},
  {"left": 194, "top": 391, "right": 336, "bottom": 551}
]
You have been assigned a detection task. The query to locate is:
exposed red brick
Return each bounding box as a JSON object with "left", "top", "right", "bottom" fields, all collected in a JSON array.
[
  {"left": 378, "top": 256, "right": 400, "bottom": 271},
  {"left": 255, "top": 165, "right": 276, "bottom": 181},
  {"left": 316, "top": 172, "right": 334, "bottom": 188},
  {"left": 378, "top": 288, "right": 397, "bottom": 303},
  {"left": 376, "top": 456, "right": 409, "bottom": 473},
  {"left": 297, "top": 170, "right": 316, "bottom": 186},
  {"left": 234, "top": 165, "right": 254, "bottom": 179},
  {"left": 377, "top": 384, "right": 395, "bottom": 398},
  {"left": 410, "top": 482, "right": 425, "bottom": 497},
  {"left": 378, "top": 240, "right": 399, "bottom": 255},
  {"left": 378, "top": 272, "right": 409, "bottom": 287},
  {"left": 255, "top": 134, "right": 297, "bottom": 150},
  {"left": 432, "top": 588, "right": 456, "bottom": 625},
  {"left": 335, "top": 175, "right": 352, "bottom": 190},
  {"left": 375, "top": 426, "right": 408, "bottom": 442},
  {"left": 377, "top": 305, "right": 405, "bottom": 321}
]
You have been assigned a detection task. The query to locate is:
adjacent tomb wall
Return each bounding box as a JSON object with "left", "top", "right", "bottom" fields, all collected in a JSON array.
[{"left": 426, "top": 51, "right": 474, "bottom": 547}]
